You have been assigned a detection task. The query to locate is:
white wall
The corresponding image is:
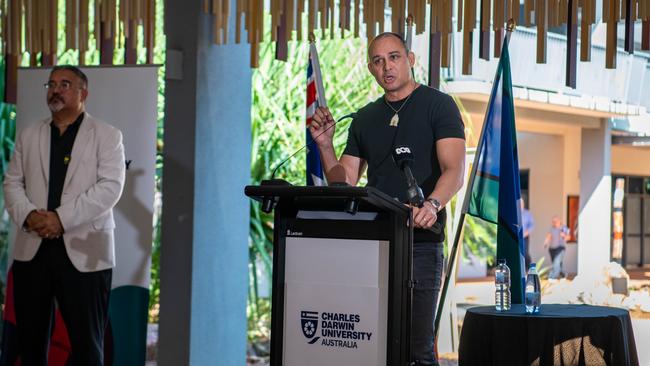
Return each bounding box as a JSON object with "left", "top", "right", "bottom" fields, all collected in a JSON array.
[
  {"left": 563, "top": 127, "right": 582, "bottom": 205},
  {"left": 517, "top": 132, "right": 576, "bottom": 273},
  {"left": 561, "top": 127, "right": 582, "bottom": 275},
  {"left": 577, "top": 122, "right": 612, "bottom": 278},
  {"left": 457, "top": 97, "right": 601, "bottom": 276}
]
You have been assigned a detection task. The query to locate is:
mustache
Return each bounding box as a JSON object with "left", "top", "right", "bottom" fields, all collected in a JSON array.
[{"left": 48, "top": 94, "right": 64, "bottom": 103}]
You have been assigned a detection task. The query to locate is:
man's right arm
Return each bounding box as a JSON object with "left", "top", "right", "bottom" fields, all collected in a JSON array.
[
  {"left": 310, "top": 107, "right": 366, "bottom": 185},
  {"left": 3, "top": 129, "right": 39, "bottom": 229},
  {"left": 543, "top": 233, "right": 551, "bottom": 248}
]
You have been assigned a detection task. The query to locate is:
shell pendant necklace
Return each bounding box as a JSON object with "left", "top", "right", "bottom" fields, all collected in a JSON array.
[{"left": 384, "top": 83, "right": 418, "bottom": 127}]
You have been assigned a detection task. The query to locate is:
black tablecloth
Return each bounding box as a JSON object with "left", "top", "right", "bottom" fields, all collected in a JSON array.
[{"left": 458, "top": 304, "right": 639, "bottom": 366}]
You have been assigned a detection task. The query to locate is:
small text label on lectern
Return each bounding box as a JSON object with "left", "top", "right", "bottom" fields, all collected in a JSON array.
[{"left": 287, "top": 229, "right": 303, "bottom": 236}]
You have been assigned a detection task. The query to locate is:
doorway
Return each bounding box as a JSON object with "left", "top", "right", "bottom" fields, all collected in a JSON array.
[{"left": 614, "top": 175, "right": 650, "bottom": 267}]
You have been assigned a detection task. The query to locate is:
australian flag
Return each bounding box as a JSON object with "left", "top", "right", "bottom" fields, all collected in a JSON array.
[{"left": 305, "top": 42, "right": 327, "bottom": 186}]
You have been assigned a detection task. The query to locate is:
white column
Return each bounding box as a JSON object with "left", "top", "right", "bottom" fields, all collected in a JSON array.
[{"left": 577, "top": 120, "right": 612, "bottom": 277}]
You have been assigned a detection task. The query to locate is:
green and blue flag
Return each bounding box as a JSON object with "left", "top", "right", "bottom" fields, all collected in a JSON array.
[{"left": 466, "top": 39, "right": 526, "bottom": 303}]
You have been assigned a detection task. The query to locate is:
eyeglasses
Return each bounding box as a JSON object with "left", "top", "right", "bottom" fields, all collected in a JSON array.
[{"left": 43, "top": 81, "right": 79, "bottom": 91}]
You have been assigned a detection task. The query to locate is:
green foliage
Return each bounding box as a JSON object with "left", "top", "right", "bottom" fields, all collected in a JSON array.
[
  {"left": 0, "top": 51, "right": 16, "bottom": 311},
  {"left": 147, "top": 0, "right": 167, "bottom": 324},
  {"left": 535, "top": 256, "right": 551, "bottom": 280},
  {"left": 462, "top": 215, "right": 497, "bottom": 266},
  {"left": 251, "top": 38, "right": 380, "bottom": 185},
  {"left": 0, "top": 99, "right": 16, "bottom": 305},
  {"left": 247, "top": 297, "right": 272, "bottom": 343}
]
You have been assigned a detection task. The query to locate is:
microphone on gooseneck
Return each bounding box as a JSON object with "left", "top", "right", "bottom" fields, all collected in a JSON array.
[
  {"left": 265, "top": 112, "right": 356, "bottom": 184},
  {"left": 392, "top": 145, "right": 443, "bottom": 234},
  {"left": 392, "top": 146, "right": 425, "bottom": 207}
]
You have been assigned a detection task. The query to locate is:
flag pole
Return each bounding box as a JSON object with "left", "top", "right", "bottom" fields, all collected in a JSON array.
[
  {"left": 433, "top": 19, "right": 517, "bottom": 342},
  {"left": 309, "top": 32, "right": 327, "bottom": 108},
  {"left": 306, "top": 32, "right": 328, "bottom": 186},
  {"left": 406, "top": 14, "right": 415, "bottom": 80},
  {"left": 405, "top": 14, "right": 414, "bottom": 50}
]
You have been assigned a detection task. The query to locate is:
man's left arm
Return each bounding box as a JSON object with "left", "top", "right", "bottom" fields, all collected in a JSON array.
[
  {"left": 55, "top": 128, "right": 126, "bottom": 232},
  {"left": 429, "top": 137, "right": 466, "bottom": 207},
  {"left": 412, "top": 137, "right": 465, "bottom": 228}
]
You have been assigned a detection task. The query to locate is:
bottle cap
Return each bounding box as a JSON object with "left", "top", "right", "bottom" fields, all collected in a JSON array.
[
  {"left": 498, "top": 258, "right": 506, "bottom": 265},
  {"left": 530, "top": 263, "right": 536, "bottom": 268}
]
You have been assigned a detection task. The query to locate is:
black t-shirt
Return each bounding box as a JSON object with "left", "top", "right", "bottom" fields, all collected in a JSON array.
[{"left": 343, "top": 85, "right": 465, "bottom": 242}]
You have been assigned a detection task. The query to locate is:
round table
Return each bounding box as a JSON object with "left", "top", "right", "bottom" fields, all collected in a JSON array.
[{"left": 458, "top": 304, "right": 639, "bottom": 366}]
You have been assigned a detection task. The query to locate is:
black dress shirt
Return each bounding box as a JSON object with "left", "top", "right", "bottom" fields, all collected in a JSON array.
[
  {"left": 47, "top": 113, "right": 83, "bottom": 211},
  {"left": 41, "top": 113, "right": 83, "bottom": 245}
]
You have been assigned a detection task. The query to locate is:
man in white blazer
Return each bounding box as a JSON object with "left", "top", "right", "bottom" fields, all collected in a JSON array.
[{"left": 3, "top": 65, "right": 125, "bottom": 365}]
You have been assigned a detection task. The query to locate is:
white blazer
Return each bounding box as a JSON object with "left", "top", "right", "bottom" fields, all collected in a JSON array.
[{"left": 3, "top": 112, "right": 125, "bottom": 272}]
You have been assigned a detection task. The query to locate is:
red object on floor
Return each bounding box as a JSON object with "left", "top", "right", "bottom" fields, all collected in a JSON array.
[
  {"left": 1, "top": 266, "right": 72, "bottom": 365},
  {"left": 48, "top": 310, "right": 71, "bottom": 364}
]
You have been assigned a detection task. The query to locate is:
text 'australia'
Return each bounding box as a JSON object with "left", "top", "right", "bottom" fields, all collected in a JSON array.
[{"left": 318, "top": 312, "right": 372, "bottom": 349}]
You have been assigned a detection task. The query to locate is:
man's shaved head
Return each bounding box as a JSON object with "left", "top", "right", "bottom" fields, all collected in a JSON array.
[{"left": 368, "top": 32, "right": 409, "bottom": 60}]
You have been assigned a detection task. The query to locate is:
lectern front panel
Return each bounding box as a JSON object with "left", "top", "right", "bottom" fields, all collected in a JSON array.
[{"left": 282, "top": 237, "right": 389, "bottom": 366}]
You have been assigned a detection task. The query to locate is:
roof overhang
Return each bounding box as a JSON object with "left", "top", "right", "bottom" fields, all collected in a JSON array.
[{"left": 445, "top": 80, "right": 642, "bottom": 120}]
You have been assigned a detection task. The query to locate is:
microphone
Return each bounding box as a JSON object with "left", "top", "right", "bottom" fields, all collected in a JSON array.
[
  {"left": 267, "top": 112, "right": 356, "bottom": 183},
  {"left": 392, "top": 145, "right": 442, "bottom": 234},
  {"left": 392, "top": 145, "right": 425, "bottom": 207}
]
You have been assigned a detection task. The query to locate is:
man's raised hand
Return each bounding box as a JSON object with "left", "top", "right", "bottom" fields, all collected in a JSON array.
[{"left": 309, "top": 106, "right": 336, "bottom": 147}]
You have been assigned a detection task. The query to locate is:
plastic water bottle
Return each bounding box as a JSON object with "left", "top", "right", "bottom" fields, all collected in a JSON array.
[
  {"left": 494, "top": 259, "right": 511, "bottom": 311},
  {"left": 525, "top": 263, "right": 541, "bottom": 314}
]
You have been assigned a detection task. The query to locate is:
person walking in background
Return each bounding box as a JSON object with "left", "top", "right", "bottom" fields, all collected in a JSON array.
[
  {"left": 543, "top": 216, "right": 570, "bottom": 279},
  {"left": 521, "top": 200, "right": 535, "bottom": 268}
]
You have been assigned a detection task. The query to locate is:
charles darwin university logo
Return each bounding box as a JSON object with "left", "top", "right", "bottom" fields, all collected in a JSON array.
[
  {"left": 299, "top": 310, "right": 373, "bottom": 349},
  {"left": 300, "top": 311, "right": 320, "bottom": 344}
]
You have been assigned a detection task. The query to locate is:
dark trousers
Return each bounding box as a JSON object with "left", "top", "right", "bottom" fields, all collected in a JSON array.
[
  {"left": 524, "top": 236, "right": 531, "bottom": 268},
  {"left": 410, "top": 242, "right": 445, "bottom": 366},
  {"left": 548, "top": 246, "right": 566, "bottom": 279},
  {"left": 12, "top": 240, "right": 112, "bottom": 366}
]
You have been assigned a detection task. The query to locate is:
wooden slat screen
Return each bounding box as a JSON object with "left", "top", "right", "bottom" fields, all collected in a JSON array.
[{"left": 0, "top": 0, "right": 647, "bottom": 90}]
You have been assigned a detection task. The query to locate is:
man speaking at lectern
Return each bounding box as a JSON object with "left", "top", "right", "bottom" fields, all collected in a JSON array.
[{"left": 310, "top": 32, "right": 465, "bottom": 365}]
